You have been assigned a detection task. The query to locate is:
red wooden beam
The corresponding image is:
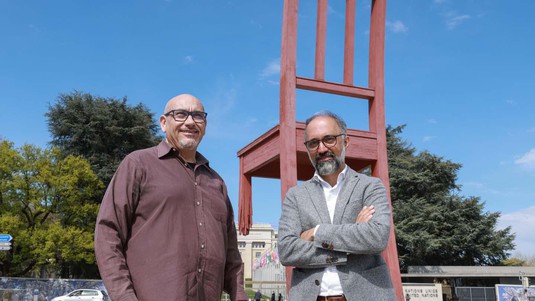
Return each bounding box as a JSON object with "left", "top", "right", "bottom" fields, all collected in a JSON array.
[
  {"left": 279, "top": 0, "right": 299, "bottom": 202},
  {"left": 296, "top": 76, "right": 374, "bottom": 99},
  {"left": 238, "top": 158, "right": 252, "bottom": 235},
  {"left": 369, "top": 0, "right": 404, "bottom": 300},
  {"left": 315, "top": 0, "right": 327, "bottom": 80},
  {"left": 280, "top": 0, "right": 299, "bottom": 293},
  {"left": 343, "top": 0, "right": 356, "bottom": 85}
]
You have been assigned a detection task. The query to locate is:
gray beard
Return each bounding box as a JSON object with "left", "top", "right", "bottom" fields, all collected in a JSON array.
[
  {"left": 317, "top": 158, "right": 340, "bottom": 175},
  {"left": 178, "top": 138, "right": 199, "bottom": 150},
  {"left": 312, "top": 146, "right": 346, "bottom": 176}
]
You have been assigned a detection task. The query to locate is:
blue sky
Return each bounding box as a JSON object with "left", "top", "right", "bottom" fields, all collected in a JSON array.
[{"left": 1, "top": 1, "right": 534, "bottom": 258}]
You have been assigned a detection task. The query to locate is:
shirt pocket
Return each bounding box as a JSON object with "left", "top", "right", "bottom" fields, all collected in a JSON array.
[{"left": 201, "top": 178, "right": 228, "bottom": 222}]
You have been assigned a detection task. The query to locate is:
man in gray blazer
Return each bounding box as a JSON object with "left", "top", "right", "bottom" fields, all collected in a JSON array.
[{"left": 278, "top": 111, "right": 397, "bottom": 301}]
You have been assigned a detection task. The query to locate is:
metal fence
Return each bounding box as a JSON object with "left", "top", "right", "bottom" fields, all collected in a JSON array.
[
  {"left": 0, "top": 277, "right": 105, "bottom": 301},
  {"left": 455, "top": 287, "right": 496, "bottom": 301},
  {"left": 1, "top": 277, "right": 286, "bottom": 301}
]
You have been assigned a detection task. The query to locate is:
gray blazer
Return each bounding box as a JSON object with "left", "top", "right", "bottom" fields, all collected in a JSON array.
[{"left": 278, "top": 167, "right": 397, "bottom": 301}]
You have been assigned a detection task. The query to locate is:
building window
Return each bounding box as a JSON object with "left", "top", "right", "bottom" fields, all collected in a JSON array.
[
  {"left": 252, "top": 242, "right": 265, "bottom": 248},
  {"left": 255, "top": 252, "right": 261, "bottom": 258},
  {"left": 238, "top": 241, "right": 246, "bottom": 248}
]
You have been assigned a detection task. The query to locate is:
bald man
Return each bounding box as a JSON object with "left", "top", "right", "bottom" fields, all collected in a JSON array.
[{"left": 95, "top": 94, "right": 246, "bottom": 301}]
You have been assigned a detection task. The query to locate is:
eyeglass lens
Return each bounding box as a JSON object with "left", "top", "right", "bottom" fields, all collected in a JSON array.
[
  {"left": 305, "top": 134, "right": 341, "bottom": 150},
  {"left": 169, "top": 110, "right": 207, "bottom": 122}
]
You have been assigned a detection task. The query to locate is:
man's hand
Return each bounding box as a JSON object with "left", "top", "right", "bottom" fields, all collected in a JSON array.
[
  {"left": 300, "top": 227, "right": 315, "bottom": 241},
  {"left": 356, "top": 205, "right": 375, "bottom": 223}
]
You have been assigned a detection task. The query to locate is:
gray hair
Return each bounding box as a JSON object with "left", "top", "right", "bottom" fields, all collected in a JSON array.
[{"left": 304, "top": 110, "right": 347, "bottom": 135}]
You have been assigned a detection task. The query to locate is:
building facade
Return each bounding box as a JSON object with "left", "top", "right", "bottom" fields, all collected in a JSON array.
[{"left": 237, "top": 223, "right": 278, "bottom": 280}]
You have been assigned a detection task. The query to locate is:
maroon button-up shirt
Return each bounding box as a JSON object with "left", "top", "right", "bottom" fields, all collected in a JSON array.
[{"left": 95, "top": 141, "right": 246, "bottom": 301}]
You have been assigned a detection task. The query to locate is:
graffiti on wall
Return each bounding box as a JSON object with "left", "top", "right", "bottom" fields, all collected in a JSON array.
[
  {"left": 496, "top": 284, "right": 535, "bottom": 301},
  {"left": 0, "top": 277, "right": 105, "bottom": 301}
]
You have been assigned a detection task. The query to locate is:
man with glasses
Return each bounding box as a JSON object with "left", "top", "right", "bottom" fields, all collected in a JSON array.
[
  {"left": 278, "top": 111, "right": 396, "bottom": 301},
  {"left": 95, "top": 94, "right": 246, "bottom": 301}
]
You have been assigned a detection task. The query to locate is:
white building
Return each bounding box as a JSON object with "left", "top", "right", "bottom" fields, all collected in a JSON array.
[
  {"left": 236, "top": 223, "right": 278, "bottom": 280},
  {"left": 237, "top": 224, "right": 286, "bottom": 299}
]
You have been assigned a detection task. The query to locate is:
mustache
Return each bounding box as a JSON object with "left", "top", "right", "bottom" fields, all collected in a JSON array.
[{"left": 316, "top": 151, "right": 335, "bottom": 160}]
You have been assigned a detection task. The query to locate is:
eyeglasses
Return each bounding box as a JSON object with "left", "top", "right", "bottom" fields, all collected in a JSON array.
[
  {"left": 164, "top": 110, "right": 208, "bottom": 123},
  {"left": 303, "top": 133, "right": 345, "bottom": 150}
]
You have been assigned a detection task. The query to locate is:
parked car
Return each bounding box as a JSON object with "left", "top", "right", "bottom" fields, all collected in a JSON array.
[{"left": 51, "top": 289, "right": 109, "bottom": 301}]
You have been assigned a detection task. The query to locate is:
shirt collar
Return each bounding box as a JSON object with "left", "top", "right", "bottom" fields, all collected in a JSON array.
[
  {"left": 313, "top": 165, "right": 348, "bottom": 188},
  {"left": 156, "top": 141, "right": 209, "bottom": 166}
]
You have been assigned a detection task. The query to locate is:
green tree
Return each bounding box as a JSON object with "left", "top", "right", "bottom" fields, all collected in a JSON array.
[
  {"left": 46, "top": 91, "right": 161, "bottom": 188},
  {"left": 387, "top": 125, "right": 515, "bottom": 271},
  {"left": 0, "top": 140, "right": 102, "bottom": 278},
  {"left": 502, "top": 253, "right": 535, "bottom": 266},
  {"left": 500, "top": 257, "right": 526, "bottom": 266}
]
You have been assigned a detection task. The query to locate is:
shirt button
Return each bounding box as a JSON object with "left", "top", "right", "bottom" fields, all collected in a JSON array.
[
  {"left": 201, "top": 244, "right": 205, "bottom": 249},
  {"left": 194, "top": 182, "right": 198, "bottom": 186},
  {"left": 198, "top": 269, "right": 202, "bottom": 273},
  {"left": 199, "top": 222, "right": 203, "bottom": 226},
  {"left": 196, "top": 201, "right": 200, "bottom": 206}
]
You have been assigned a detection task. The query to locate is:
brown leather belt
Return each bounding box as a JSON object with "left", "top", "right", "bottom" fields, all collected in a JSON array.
[{"left": 316, "top": 295, "right": 346, "bottom": 301}]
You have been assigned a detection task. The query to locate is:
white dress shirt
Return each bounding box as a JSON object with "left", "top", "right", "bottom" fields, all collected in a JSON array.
[{"left": 314, "top": 166, "right": 348, "bottom": 297}]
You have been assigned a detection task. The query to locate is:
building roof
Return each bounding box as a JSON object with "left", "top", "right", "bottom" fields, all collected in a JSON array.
[{"left": 402, "top": 266, "right": 535, "bottom": 278}]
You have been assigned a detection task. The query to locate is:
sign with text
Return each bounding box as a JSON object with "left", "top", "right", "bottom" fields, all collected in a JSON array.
[
  {"left": 0, "top": 234, "right": 13, "bottom": 242},
  {"left": 402, "top": 283, "right": 443, "bottom": 301},
  {"left": 0, "top": 242, "right": 11, "bottom": 250},
  {"left": 0, "top": 234, "right": 13, "bottom": 250}
]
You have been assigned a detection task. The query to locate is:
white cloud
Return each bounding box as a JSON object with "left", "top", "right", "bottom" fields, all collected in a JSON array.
[
  {"left": 203, "top": 83, "right": 241, "bottom": 140},
  {"left": 463, "top": 181, "right": 484, "bottom": 189},
  {"left": 327, "top": 5, "right": 337, "bottom": 15},
  {"left": 266, "top": 80, "right": 279, "bottom": 86},
  {"left": 506, "top": 99, "right": 517, "bottom": 105},
  {"left": 446, "top": 14, "right": 471, "bottom": 30},
  {"left": 499, "top": 206, "right": 535, "bottom": 256},
  {"left": 183, "top": 56, "right": 194, "bottom": 65},
  {"left": 259, "top": 59, "right": 280, "bottom": 78},
  {"left": 249, "top": 19, "right": 263, "bottom": 29},
  {"left": 423, "top": 136, "right": 436, "bottom": 142},
  {"left": 387, "top": 20, "right": 408, "bottom": 33},
  {"left": 515, "top": 149, "right": 535, "bottom": 168},
  {"left": 327, "top": 5, "right": 344, "bottom": 19},
  {"left": 28, "top": 24, "right": 41, "bottom": 33}
]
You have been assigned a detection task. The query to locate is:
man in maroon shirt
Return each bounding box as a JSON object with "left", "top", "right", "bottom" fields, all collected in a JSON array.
[{"left": 94, "top": 94, "right": 247, "bottom": 301}]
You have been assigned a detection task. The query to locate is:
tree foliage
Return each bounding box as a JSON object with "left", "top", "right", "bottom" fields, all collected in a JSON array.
[
  {"left": 0, "top": 140, "right": 102, "bottom": 278},
  {"left": 500, "top": 257, "right": 526, "bottom": 266},
  {"left": 502, "top": 253, "right": 535, "bottom": 266},
  {"left": 387, "top": 125, "right": 515, "bottom": 271},
  {"left": 46, "top": 91, "right": 161, "bottom": 187}
]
